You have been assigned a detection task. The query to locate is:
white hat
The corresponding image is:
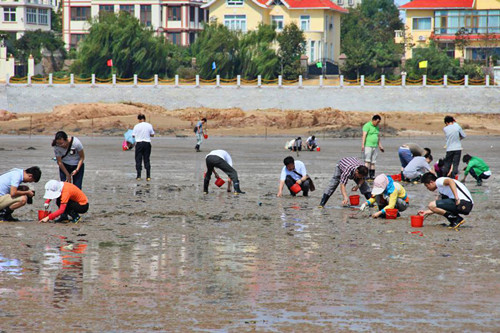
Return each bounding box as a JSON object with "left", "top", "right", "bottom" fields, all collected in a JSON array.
[
  {"left": 44, "top": 180, "right": 63, "bottom": 199},
  {"left": 371, "top": 174, "right": 389, "bottom": 196}
]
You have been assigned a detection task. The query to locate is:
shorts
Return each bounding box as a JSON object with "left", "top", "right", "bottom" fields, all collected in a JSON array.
[
  {"left": 364, "top": 146, "right": 378, "bottom": 164},
  {"left": 398, "top": 147, "right": 413, "bottom": 168},
  {"left": 0, "top": 194, "right": 23, "bottom": 210},
  {"left": 436, "top": 198, "right": 473, "bottom": 215}
]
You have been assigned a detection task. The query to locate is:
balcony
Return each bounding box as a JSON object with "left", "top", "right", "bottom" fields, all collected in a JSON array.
[{"left": 1, "top": 0, "right": 53, "bottom": 6}]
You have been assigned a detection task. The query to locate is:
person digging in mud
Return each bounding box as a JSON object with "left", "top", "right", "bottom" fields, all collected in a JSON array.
[
  {"left": 360, "top": 174, "right": 409, "bottom": 218},
  {"left": 203, "top": 149, "right": 245, "bottom": 194},
  {"left": 461, "top": 154, "right": 491, "bottom": 186},
  {"left": 0, "top": 166, "right": 41, "bottom": 222},
  {"left": 419, "top": 172, "right": 473, "bottom": 230},
  {"left": 39, "top": 180, "right": 89, "bottom": 224},
  {"left": 277, "top": 156, "right": 315, "bottom": 197},
  {"left": 318, "top": 157, "right": 370, "bottom": 208},
  {"left": 403, "top": 154, "right": 435, "bottom": 182}
]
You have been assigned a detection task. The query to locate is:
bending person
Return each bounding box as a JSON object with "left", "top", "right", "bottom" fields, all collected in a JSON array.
[
  {"left": 204, "top": 150, "right": 245, "bottom": 194},
  {"left": 0, "top": 166, "right": 41, "bottom": 221},
  {"left": 277, "top": 156, "right": 313, "bottom": 197},
  {"left": 403, "top": 154, "right": 435, "bottom": 182},
  {"left": 461, "top": 154, "right": 491, "bottom": 186},
  {"left": 319, "top": 157, "right": 370, "bottom": 208},
  {"left": 360, "top": 174, "right": 409, "bottom": 218},
  {"left": 39, "top": 180, "right": 89, "bottom": 224},
  {"left": 52, "top": 131, "right": 85, "bottom": 189}
]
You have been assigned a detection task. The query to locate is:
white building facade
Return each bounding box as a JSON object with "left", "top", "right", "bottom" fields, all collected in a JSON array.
[
  {"left": 0, "top": 0, "right": 53, "bottom": 39},
  {"left": 62, "top": 0, "right": 207, "bottom": 50}
]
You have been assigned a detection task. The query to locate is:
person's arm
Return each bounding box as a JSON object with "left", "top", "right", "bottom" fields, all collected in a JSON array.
[
  {"left": 361, "top": 131, "right": 367, "bottom": 150},
  {"left": 443, "top": 178, "right": 461, "bottom": 206},
  {"left": 458, "top": 125, "right": 466, "bottom": 140},
  {"left": 10, "top": 185, "right": 34, "bottom": 198},
  {"left": 340, "top": 183, "right": 349, "bottom": 205},
  {"left": 418, "top": 209, "right": 433, "bottom": 217},
  {"left": 56, "top": 156, "right": 71, "bottom": 182},
  {"left": 373, "top": 191, "right": 397, "bottom": 218},
  {"left": 40, "top": 203, "right": 67, "bottom": 223},
  {"left": 150, "top": 126, "right": 155, "bottom": 137},
  {"left": 277, "top": 180, "right": 285, "bottom": 197},
  {"left": 378, "top": 135, "right": 384, "bottom": 152},
  {"left": 71, "top": 150, "right": 85, "bottom": 177}
]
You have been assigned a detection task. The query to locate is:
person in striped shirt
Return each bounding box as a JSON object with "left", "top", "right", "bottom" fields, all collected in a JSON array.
[{"left": 319, "top": 157, "right": 371, "bottom": 208}]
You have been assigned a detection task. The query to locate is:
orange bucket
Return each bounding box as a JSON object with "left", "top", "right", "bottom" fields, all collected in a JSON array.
[
  {"left": 385, "top": 208, "right": 398, "bottom": 219},
  {"left": 290, "top": 183, "right": 301, "bottom": 194},
  {"left": 214, "top": 177, "right": 225, "bottom": 187},
  {"left": 316, "top": 147, "right": 320, "bottom": 152},
  {"left": 390, "top": 174, "right": 402, "bottom": 181},
  {"left": 349, "top": 195, "right": 360, "bottom": 206},
  {"left": 204, "top": 134, "right": 208, "bottom": 139},
  {"left": 38, "top": 210, "right": 50, "bottom": 220},
  {"left": 411, "top": 215, "right": 424, "bottom": 228}
]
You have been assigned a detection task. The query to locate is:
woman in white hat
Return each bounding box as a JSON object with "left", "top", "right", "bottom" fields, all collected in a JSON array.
[
  {"left": 360, "top": 174, "right": 409, "bottom": 218},
  {"left": 39, "top": 180, "right": 88, "bottom": 224}
]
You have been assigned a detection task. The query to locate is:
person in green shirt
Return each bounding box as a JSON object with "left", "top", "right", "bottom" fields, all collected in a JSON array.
[
  {"left": 461, "top": 154, "right": 491, "bottom": 186},
  {"left": 361, "top": 114, "right": 384, "bottom": 180}
]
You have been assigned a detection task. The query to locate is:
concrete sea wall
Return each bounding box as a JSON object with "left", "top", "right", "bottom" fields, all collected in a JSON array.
[{"left": 2, "top": 84, "right": 499, "bottom": 114}]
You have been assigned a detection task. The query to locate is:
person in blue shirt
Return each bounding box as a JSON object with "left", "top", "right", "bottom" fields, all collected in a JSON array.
[
  {"left": 0, "top": 166, "right": 41, "bottom": 221},
  {"left": 277, "top": 156, "right": 313, "bottom": 197}
]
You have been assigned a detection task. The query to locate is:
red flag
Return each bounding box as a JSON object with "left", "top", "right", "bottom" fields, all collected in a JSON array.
[{"left": 107, "top": 59, "right": 113, "bottom": 67}]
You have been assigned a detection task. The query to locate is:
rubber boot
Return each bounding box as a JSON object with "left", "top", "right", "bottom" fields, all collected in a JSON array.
[
  {"left": 369, "top": 170, "right": 375, "bottom": 180},
  {"left": 319, "top": 194, "right": 330, "bottom": 208},
  {"left": 195, "top": 144, "right": 200, "bottom": 152},
  {"left": 233, "top": 182, "right": 245, "bottom": 194}
]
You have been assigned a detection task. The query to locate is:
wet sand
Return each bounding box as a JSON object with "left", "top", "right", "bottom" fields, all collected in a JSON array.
[{"left": 1, "top": 135, "right": 499, "bottom": 331}]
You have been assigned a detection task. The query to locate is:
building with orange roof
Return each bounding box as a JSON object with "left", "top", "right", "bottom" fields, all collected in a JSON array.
[
  {"left": 202, "top": 0, "right": 348, "bottom": 64},
  {"left": 396, "top": 0, "right": 500, "bottom": 61},
  {"left": 61, "top": 0, "right": 207, "bottom": 50}
]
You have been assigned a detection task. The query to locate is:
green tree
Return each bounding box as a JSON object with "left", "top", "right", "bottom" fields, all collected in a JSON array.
[
  {"left": 72, "top": 12, "right": 177, "bottom": 78},
  {"left": 277, "top": 23, "right": 305, "bottom": 80},
  {"left": 190, "top": 23, "right": 239, "bottom": 79},
  {"left": 239, "top": 23, "right": 279, "bottom": 79},
  {"left": 13, "top": 30, "right": 66, "bottom": 63},
  {"left": 51, "top": 9, "right": 62, "bottom": 33}
]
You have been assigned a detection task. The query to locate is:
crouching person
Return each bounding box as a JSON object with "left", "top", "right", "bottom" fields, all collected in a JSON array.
[
  {"left": 360, "top": 174, "right": 409, "bottom": 218},
  {"left": 39, "top": 180, "right": 88, "bottom": 224},
  {"left": 0, "top": 166, "right": 41, "bottom": 222},
  {"left": 277, "top": 156, "right": 314, "bottom": 197},
  {"left": 319, "top": 157, "right": 371, "bottom": 208},
  {"left": 203, "top": 149, "right": 245, "bottom": 194},
  {"left": 419, "top": 172, "right": 473, "bottom": 230}
]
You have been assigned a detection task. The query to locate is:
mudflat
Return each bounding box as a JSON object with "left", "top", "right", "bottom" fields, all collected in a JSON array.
[{"left": 0, "top": 135, "right": 499, "bottom": 331}]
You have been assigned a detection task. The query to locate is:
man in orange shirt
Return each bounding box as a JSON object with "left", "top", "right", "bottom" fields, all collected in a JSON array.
[{"left": 39, "top": 180, "right": 89, "bottom": 224}]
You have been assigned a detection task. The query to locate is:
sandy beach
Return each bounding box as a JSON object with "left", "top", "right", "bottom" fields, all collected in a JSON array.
[{"left": 0, "top": 134, "right": 499, "bottom": 331}]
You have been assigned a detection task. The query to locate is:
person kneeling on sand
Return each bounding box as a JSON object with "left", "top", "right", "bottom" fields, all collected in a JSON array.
[
  {"left": 0, "top": 166, "right": 41, "bottom": 222},
  {"left": 419, "top": 173, "right": 473, "bottom": 230},
  {"left": 319, "top": 157, "right": 370, "bottom": 208},
  {"left": 403, "top": 154, "right": 435, "bottom": 182},
  {"left": 461, "top": 154, "right": 491, "bottom": 186},
  {"left": 203, "top": 149, "right": 245, "bottom": 194},
  {"left": 360, "top": 174, "right": 409, "bottom": 218},
  {"left": 39, "top": 180, "right": 89, "bottom": 224},
  {"left": 277, "top": 156, "right": 315, "bottom": 197},
  {"left": 306, "top": 136, "right": 318, "bottom": 151}
]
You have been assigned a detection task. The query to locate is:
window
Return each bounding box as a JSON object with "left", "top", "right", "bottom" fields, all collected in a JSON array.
[
  {"left": 168, "top": 7, "right": 181, "bottom": 21},
  {"left": 3, "top": 7, "right": 16, "bottom": 22},
  {"left": 434, "top": 10, "right": 500, "bottom": 35},
  {"left": 271, "top": 15, "right": 284, "bottom": 31},
  {"left": 70, "top": 34, "right": 86, "bottom": 49},
  {"left": 300, "top": 15, "right": 310, "bottom": 31},
  {"left": 338, "top": 0, "right": 344, "bottom": 5},
  {"left": 71, "top": 7, "right": 91, "bottom": 21},
  {"left": 198, "top": 8, "right": 204, "bottom": 23},
  {"left": 413, "top": 17, "right": 431, "bottom": 30},
  {"left": 226, "top": 0, "right": 243, "bottom": 6},
  {"left": 26, "top": 8, "right": 37, "bottom": 24},
  {"left": 120, "top": 5, "right": 134, "bottom": 15},
  {"left": 190, "top": 6, "right": 195, "bottom": 22},
  {"left": 348, "top": 0, "right": 354, "bottom": 5},
  {"left": 99, "top": 5, "right": 114, "bottom": 14},
  {"left": 38, "top": 8, "right": 48, "bottom": 25},
  {"left": 168, "top": 32, "right": 181, "bottom": 45},
  {"left": 310, "top": 40, "right": 315, "bottom": 61},
  {"left": 224, "top": 15, "right": 246, "bottom": 31},
  {"left": 140, "top": 5, "right": 151, "bottom": 26}
]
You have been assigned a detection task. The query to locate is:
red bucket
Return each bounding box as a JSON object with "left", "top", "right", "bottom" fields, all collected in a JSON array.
[
  {"left": 454, "top": 175, "right": 458, "bottom": 180},
  {"left": 290, "top": 183, "right": 302, "bottom": 194},
  {"left": 411, "top": 215, "right": 424, "bottom": 228},
  {"left": 390, "top": 174, "right": 402, "bottom": 181},
  {"left": 349, "top": 195, "right": 360, "bottom": 206},
  {"left": 204, "top": 134, "right": 208, "bottom": 139},
  {"left": 385, "top": 208, "right": 398, "bottom": 219},
  {"left": 316, "top": 147, "right": 320, "bottom": 152},
  {"left": 214, "top": 177, "right": 225, "bottom": 187},
  {"left": 38, "top": 210, "right": 50, "bottom": 220}
]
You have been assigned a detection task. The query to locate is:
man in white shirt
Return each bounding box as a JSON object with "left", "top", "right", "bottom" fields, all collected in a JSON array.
[
  {"left": 203, "top": 149, "right": 245, "bottom": 194},
  {"left": 277, "top": 156, "right": 313, "bottom": 197},
  {"left": 419, "top": 173, "right": 473, "bottom": 230},
  {"left": 403, "top": 154, "right": 435, "bottom": 182},
  {"left": 0, "top": 166, "right": 41, "bottom": 221},
  {"left": 132, "top": 114, "right": 155, "bottom": 181}
]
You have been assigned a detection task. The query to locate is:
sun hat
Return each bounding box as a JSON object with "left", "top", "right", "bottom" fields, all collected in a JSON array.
[
  {"left": 371, "top": 174, "right": 389, "bottom": 196},
  {"left": 44, "top": 180, "right": 64, "bottom": 199}
]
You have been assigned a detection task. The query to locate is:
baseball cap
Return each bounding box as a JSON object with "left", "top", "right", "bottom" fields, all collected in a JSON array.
[
  {"left": 371, "top": 174, "right": 389, "bottom": 196},
  {"left": 44, "top": 180, "right": 63, "bottom": 199}
]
